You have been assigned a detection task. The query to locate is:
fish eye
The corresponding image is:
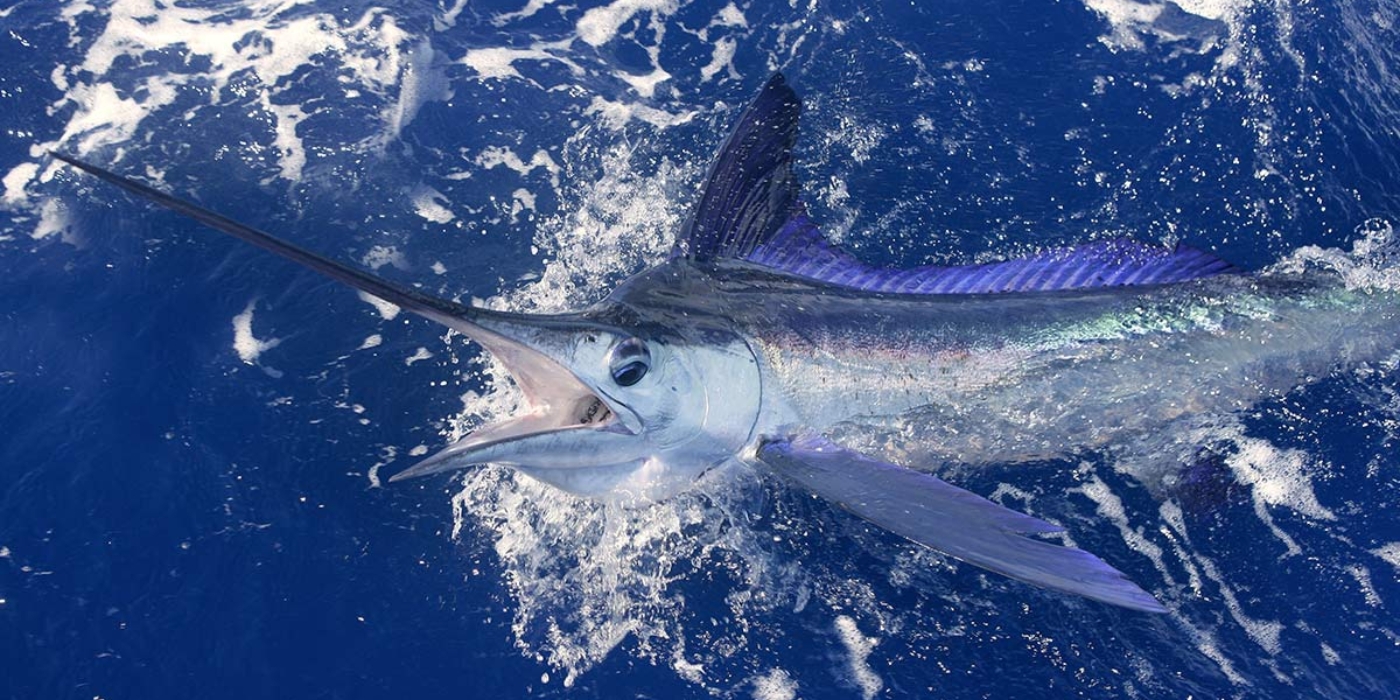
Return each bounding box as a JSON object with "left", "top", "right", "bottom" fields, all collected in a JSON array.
[
  {"left": 611, "top": 360, "right": 648, "bottom": 386},
  {"left": 609, "top": 337, "right": 651, "bottom": 387}
]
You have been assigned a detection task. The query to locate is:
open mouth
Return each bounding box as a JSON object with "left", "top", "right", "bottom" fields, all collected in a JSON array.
[
  {"left": 441, "top": 369, "right": 621, "bottom": 452},
  {"left": 47, "top": 152, "right": 637, "bottom": 485},
  {"left": 390, "top": 317, "right": 634, "bottom": 482},
  {"left": 576, "top": 396, "right": 614, "bottom": 426}
]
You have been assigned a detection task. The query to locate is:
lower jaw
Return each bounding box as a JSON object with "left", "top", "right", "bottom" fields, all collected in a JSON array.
[{"left": 514, "top": 459, "right": 701, "bottom": 503}]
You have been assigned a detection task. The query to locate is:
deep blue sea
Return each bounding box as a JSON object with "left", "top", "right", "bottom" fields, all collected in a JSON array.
[{"left": 4, "top": 1, "right": 1400, "bottom": 698}]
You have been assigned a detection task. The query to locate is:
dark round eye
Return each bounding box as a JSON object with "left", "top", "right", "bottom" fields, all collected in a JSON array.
[
  {"left": 609, "top": 337, "right": 651, "bottom": 387},
  {"left": 611, "top": 360, "right": 648, "bottom": 386}
]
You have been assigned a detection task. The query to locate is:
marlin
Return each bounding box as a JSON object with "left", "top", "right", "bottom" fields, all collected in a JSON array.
[{"left": 54, "top": 74, "right": 1400, "bottom": 614}]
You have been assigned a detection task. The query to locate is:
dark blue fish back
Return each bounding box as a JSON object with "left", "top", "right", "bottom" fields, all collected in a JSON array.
[{"left": 682, "top": 74, "right": 1240, "bottom": 293}]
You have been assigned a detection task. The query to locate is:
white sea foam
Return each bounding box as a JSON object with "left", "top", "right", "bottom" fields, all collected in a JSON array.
[
  {"left": 411, "top": 185, "right": 455, "bottom": 224},
  {"left": 1223, "top": 438, "right": 1336, "bottom": 524},
  {"left": 3, "top": 163, "right": 40, "bottom": 207},
  {"left": 449, "top": 466, "right": 773, "bottom": 686},
  {"left": 1345, "top": 564, "right": 1383, "bottom": 607},
  {"left": 1177, "top": 618, "right": 1248, "bottom": 685},
  {"left": 474, "top": 146, "right": 561, "bottom": 190},
  {"left": 1194, "top": 543, "right": 1285, "bottom": 654},
  {"left": 1112, "top": 381, "right": 1398, "bottom": 673},
  {"left": 460, "top": 0, "right": 743, "bottom": 128},
  {"left": 671, "top": 651, "right": 706, "bottom": 684},
  {"left": 834, "top": 616, "right": 883, "bottom": 700},
  {"left": 10, "top": 0, "right": 451, "bottom": 234},
  {"left": 461, "top": 44, "right": 584, "bottom": 82},
  {"left": 1173, "top": 0, "right": 1234, "bottom": 21},
  {"left": 751, "top": 668, "right": 798, "bottom": 700},
  {"left": 1276, "top": 219, "right": 1400, "bottom": 294},
  {"left": 260, "top": 99, "right": 310, "bottom": 182},
  {"left": 361, "top": 245, "right": 406, "bottom": 271},
  {"left": 712, "top": 2, "right": 748, "bottom": 30},
  {"left": 1083, "top": 0, "right": 1168, "bottom": 51},
  {"left": 584, "top": 96, "right": 695, "bottom": 129},
  {"left": 701, "top": 37, "right": 739, "bottom": 82},
  {"left": 1082, "top": 0, "right": 1239, "bottom": 54},
  {"left": 490, "top": 0, "right": 560, "bottom": 27},
  {"left": 576, "top": 0, "right": 679, "bottom": 48},
  {"left": 232, "top": 299, "right": 282, "bottom": 367},
  {"left": 510, "top": 143, "right": 691, "bottom": 311},
  {"left": 1320, "top": 641, "right": 1341, "bottom": 665},
  {"left": 358, "top": 291, "right": 401, "bottom": 321},
  {"left": 1123, "top": 411, "right": 1337, "bottom": 555},
  {"left": 58, "top": 81, "right": 151, "bottom": 155},
  {"left": 507, "top": 188, "right": 537, "bottom": 223},
  {"left": 618, "top": 65, "right": 672, "bottom": 99},
  {"left": 1157, "top": 501, "right": 1206, "bottom": 596},
  {"left": 378, "top": 34, "right": 452, "bottom": 144},
  {"left": 1374, "top": 542, "right": 1400, "bottom": 571},
  {"left": 32, "top": 199, "right": 73, "bottom": 242},
  {"left": 692, "top": 0, "right": 748, "bottom": 86},
  {"left": 364, "top": 445, "right": 397, "bottom": 489},
  {"left": 1076, "top": 471, "right": 1178, "bottom": 589},
  {"left": 434, "top": 0, "right": 470, "bottom": 29}
]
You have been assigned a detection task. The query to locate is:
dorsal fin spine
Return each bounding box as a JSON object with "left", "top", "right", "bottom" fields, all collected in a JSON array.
[{"left": 676, "top": 74, "right": 801, "bottom": 261}]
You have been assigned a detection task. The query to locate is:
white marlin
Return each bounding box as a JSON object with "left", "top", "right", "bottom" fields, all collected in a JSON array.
[{"left": 55, "top": 75, "right": 1400, "bottom": 613}]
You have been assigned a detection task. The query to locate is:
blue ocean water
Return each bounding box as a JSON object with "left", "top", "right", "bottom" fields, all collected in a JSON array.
[{"left": 3, "top": 0, "right": 1400, "bottom": 698}]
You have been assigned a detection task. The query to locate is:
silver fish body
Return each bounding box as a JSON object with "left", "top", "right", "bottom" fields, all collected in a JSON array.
[
  {"left": 61, "top": 73, "right": 1392, "bottom": 613},
  {"left": 713, "top": 265, "right": 1400, "bottom": 466}
]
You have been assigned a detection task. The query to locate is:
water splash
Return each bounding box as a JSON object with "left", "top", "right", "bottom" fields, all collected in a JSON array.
[
  {"left": 4, "top": 0, "right": 450, "bottom": 237},
  {"left": 444, "top": 135, "right": 718, "bottom": 682},
  {"left": 14, "top": 0, "right": 1399, "bottom": 694},
  {"left": 1275, "top": 218, "right": 1400, "bottom": 291},
  {"left": 450, "top": 465, "right": 786, "bottom": 685}
]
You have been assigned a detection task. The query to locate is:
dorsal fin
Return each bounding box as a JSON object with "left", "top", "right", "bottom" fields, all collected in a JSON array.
[
  {"left": 676, "top": 73, "right": 801, "bottom": 261},
  {"left": 682, "top": 75, "right": 1238, "bottom": 291},
  {"left": 744, "top": 216, "right": 1239, "bottom": 293}
]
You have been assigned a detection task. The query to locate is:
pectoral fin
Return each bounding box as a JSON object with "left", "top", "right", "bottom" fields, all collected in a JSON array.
[{"left": 758, "top": 436, "right": 1167, "bottom": 613}]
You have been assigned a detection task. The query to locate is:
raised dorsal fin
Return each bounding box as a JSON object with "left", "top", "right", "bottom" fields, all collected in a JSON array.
[
  {"left": 681, "top": 74, "right": 1238, "bottom": 291},
  {"left": 676, "top": 73, "right": 801, "bottom": 261}
]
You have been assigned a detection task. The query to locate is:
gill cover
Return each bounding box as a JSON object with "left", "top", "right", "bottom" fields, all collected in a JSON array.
[{"left": 54, "top": 152, "right": 764, "bottom": 500}]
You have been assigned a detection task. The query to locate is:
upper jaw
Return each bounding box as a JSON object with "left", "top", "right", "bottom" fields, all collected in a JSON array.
[{"left": 390, "top": 310, "right": 642, "bottom": 482}]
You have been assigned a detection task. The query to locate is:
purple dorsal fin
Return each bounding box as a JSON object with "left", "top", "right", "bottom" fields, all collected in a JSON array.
[
  {"left": 679, "top": 75, "right": 1238, "bottom": 292},
  {"left": 744, "top": 216, "right": 1239, "bottom": 294}
]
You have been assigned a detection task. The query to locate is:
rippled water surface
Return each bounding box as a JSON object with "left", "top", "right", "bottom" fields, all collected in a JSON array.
[{"left": 3, "top": 1, "right": 1400, "bottom": 698}]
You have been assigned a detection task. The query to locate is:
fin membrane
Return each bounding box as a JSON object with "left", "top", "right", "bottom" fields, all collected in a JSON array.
[
  {"left": 680, "top": 74, "right": 1236, "bottom": 291},
  {"left": 746, "top": 216, "right": 1238, "bottom": 294},
  {"left": 677, "top": 73, "right": 802, "bottom": 261},
  {"left": 760, "top": 435, "right": 1167, "bottom": 612}
]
